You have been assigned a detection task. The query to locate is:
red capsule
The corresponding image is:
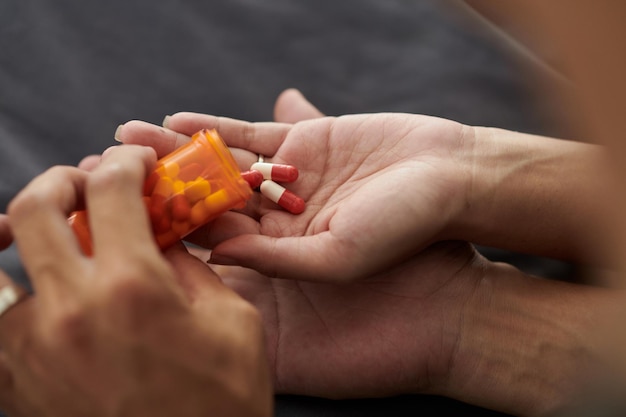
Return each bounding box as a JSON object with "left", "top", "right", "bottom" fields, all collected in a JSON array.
[
  {"left": 143, "top": 172, "right": 160, "bottom": 196},
  {"left": 260, "top": 180, "right": 305, "bottom": 214},
  {"left": 152, "top": 214, "right": 172, "bottom": 235},
  {"left": 171, "top": 194, "right": 191, "bottom": 221},
  {"left": 250, "top": 162, "right": 299, "bottom": 183},
  {"left": 240, "top": 170, "right": 264, "bottom": 189},
  {"left": 148, "top": 194, "right": 168, "bottom": 220}
]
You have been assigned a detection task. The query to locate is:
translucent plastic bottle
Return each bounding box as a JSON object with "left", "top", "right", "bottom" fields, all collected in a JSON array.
[{"left": 69, "top": 129, "right": 252, "bottom": 255}]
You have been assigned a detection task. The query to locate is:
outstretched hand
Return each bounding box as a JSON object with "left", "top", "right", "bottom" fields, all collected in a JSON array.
[
  {"left": 116, "top": 89, "right": 474, "bottom": 281},
  {"left": 204, "top": 240, "right": 486, "bottom": 399}
]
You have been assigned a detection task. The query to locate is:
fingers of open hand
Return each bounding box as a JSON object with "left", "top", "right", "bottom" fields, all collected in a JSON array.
[
  {"left": 116, "top": 120, "right": 191, "bottom": 158},
  {"left": 116, "top": 121, "right": 261, "bottom": 171},
  {"left": 164, "top": 112, "right": 292, "bottom": 157},
  {"left": 228, "top": 147, "right": 261, "bottom": 172},
  {"left": 86, "top": 145, "right": 158, "bottom": 260},
  {"left": 273, "top": 88, "right": 325, "bottom": 123},
  {"left": 183, "top": 211, "right": 261, "bottom": 249},
  {"left": 209, "top": 233, "right": 362, "bottom": 282}
]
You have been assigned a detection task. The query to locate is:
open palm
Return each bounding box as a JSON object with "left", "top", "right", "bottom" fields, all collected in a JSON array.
[{"left": 119, "top": 91, "right": 474, "bottom": 281}]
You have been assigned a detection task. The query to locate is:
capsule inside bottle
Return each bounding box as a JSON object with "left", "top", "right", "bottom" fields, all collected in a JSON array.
[{"left": 68, "top": 129, "right": 252, "bottom": 255}]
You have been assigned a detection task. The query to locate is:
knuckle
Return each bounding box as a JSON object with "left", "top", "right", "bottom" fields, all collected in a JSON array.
[
  {"left": 241, "top": 120, "right": 257, "bottom": 149},
  {"left": 47, "top": 305, "right": 91, "bottom": 350},
  {"left": 7, "top": 190, "right": 43, "bottom": 219},
  {"left": 104, "top": 265, "right": 153, "bottom": 304},
  {"left": 87, "top": 162, "right": 140, "bottom": 192},
  {"left": 103, "top": 278, "right": 153, "bottom": 330},
  {"left": 7, "top": 167, "right": 75, "bottom": 218},
  {"left": 240, "top": 300, "right": 262, "bottom": 323},
  {"left": 100, "top": 263, "right": 177, "bottom": 330},
  {"left": 231, "top": 298, "right": 264, "bottom": 333},
  {"left": 114, "top": 276, "right": 149, "bottom": 302},
  {"left": 43, "top": 164, "right": 75, "bottom": 180}
]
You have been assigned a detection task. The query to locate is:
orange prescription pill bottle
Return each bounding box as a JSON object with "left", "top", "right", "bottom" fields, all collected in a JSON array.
[{"left": 68, "top": 129, "right": 252, "bottom": 256}]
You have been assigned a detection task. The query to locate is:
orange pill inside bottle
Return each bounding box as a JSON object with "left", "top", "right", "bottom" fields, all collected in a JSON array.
[{"left": 68, "top": 129, "right": 252, "bottom": 256}]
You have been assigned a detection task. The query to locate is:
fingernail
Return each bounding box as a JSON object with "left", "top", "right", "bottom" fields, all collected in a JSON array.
[
  {"left": 207, "top": 253, "right": 236, "bottom": 266},
  {"left": 114, "top": 124, "right": 124, "bottom": 142},
  {"left": 162, "top": 115, "right": 171, "bottom": 128}
]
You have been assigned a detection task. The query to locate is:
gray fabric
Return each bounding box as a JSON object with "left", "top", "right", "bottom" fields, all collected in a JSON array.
[{"left": 0, "top": 1, "right": 569, "bottom": 415}]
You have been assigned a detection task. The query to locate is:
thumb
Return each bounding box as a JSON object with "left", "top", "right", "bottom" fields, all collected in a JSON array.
[
  {"left": 273, "top": 88, "right": 325, "bottom": 123},
  {"left": 164, "top": 243, "right": 231, "bottom": 303}
]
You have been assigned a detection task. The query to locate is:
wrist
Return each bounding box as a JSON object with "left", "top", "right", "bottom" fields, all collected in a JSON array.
[
  {"left": 441, "top": 262, "right": 620, "bottom": 416},
  {"left": 447, "top": 126, "right": 612, "bottom": 263}
]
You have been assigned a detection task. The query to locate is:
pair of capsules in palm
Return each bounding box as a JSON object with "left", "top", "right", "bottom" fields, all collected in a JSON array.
[{"left": 241, "top": 162, "right": 305, "bottom": 215}]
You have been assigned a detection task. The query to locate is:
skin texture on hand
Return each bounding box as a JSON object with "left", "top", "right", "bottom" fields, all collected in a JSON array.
[
  {"left": 117, "top": 106, "right": 473, "bottom": 282},
  {"left": 214, "top": 241, "right": 485, "bottom": 399},
  {"left": 8, "top": 137, "right": 601, "bottom": 417},
  {"left": 115, "top": 88, "right": 614, "bottom": 289},
  {"left": 0, "top": 146, "right": 272, "bottom": 417},
  {"left": 453, "top": 126, "right": 613, "bottom": 264},
  {"left": 68, "top": 89, "right": 620, "bottom": 417},
  {"left": 201, "top": 238, "right": 617, "bottom": 417},
  {"left": 67, "top": 88, "right": 618, "bottom": 416}
]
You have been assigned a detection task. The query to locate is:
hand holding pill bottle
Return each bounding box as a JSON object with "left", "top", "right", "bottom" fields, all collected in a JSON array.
[{"left": 68, "top": 129, "right": 253, "bottom": 255}]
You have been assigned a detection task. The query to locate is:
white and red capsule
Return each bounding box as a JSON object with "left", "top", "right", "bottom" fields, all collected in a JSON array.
[
  {"left": 260, "top": 180, "right": 305, "bottom": 214},
  {"left": 250, "top": 162, "right": 299, "bottom": 183}
]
